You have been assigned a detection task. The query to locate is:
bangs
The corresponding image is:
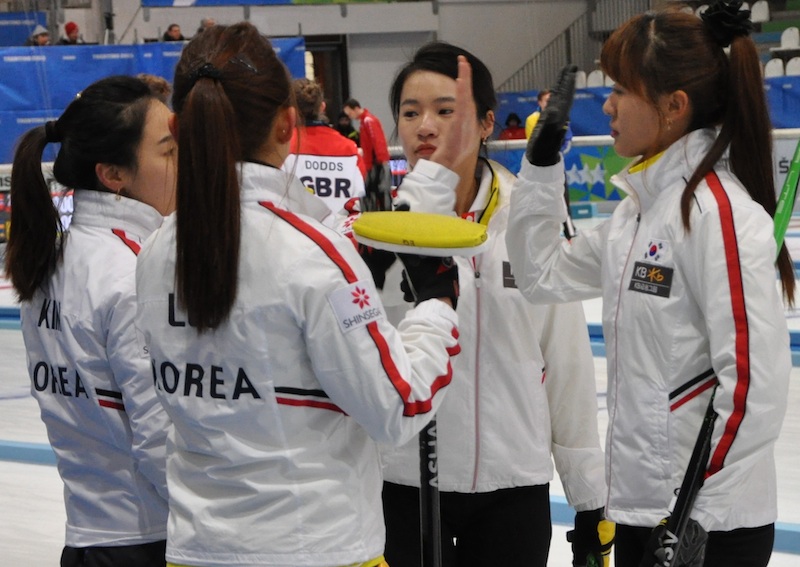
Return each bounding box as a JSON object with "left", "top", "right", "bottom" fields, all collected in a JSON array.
[{"left": 600, "top": 12, "right": 654, "bottom": 100}]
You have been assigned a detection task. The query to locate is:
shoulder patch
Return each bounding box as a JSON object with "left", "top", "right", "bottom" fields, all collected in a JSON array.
[{"left": 328, "top": 279, "right": 385, "bottom": 333}]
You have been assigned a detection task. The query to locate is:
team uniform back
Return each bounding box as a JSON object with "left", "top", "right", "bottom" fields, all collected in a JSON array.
[
  {"left": 283, "top": 124, "right": 366, "bottom": 214},
  {"left": 136, "top": 162, "right": 460, "bottom": 567},
  {"left": 20, "top": 190, "right": 169, "bottom": 548}
]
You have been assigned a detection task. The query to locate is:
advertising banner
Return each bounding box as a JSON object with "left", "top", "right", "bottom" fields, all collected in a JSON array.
[
  {"left": 0, "top": 38, "right": 305, "bottom": 163},
  {"left": 0, "top": 12, "right": 46, "bottom": 47}
]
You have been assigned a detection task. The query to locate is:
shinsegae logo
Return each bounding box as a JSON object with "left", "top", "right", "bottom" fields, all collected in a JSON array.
[
  {"left": 329, "top": 280, "right": 384, "bottom": 333},
  {"left": 351, "top": 286, "right": 370, "bottom": 309}
]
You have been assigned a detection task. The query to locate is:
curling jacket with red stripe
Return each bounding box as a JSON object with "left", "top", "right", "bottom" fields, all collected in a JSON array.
[
  {"left": 377, "top": 160, "right": 606, "bottom": 511},
  {"left": 20, "top": 190, "right": 169, "bottom": 547},
  {"left": 135, "top": 162, "right": 459, "bottom": 567},
  {"left": 506, "top": 128, "right": 790, "bottom": 531}
]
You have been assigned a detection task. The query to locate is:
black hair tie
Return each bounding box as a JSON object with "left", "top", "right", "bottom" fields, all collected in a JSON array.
[
  {"left": 701, "top": 0, "right": 754, "bottom": 48},
  {"left": 188, "top": 63, "right": 223, "bottom": 86},
  {"left": 44, "top": 120, "right": 60, "bottom": 144}
]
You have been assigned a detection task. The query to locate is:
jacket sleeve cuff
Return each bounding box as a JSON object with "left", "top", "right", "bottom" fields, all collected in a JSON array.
[{"left": 515, "top": 158, "right": 568, "bottom": 219}]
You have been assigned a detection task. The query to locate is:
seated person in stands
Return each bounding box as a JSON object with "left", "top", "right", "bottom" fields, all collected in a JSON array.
[
  {"left": 498, "top": 112, "right": 526, "bottom": 139},
  {"left": 58, "top": 22, "right": 84, "bottom": 45},
  {"left": 25, "top": 25, "right": 50, "bottom": 46},
  {"left": 162, "top": 24, "right": 185, "bottom": 42}
]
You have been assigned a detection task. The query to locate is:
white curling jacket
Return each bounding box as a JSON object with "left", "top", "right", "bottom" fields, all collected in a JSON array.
[
  {"left": 20, "top": 190, "right": 169, "bottom": 547},
  {"left": 135, "top": 162, "right": 460, "bottom": 567},
  {"left": 506, "top": 129, "right": 790, "bottom": 531},
  {"left": 376, "top": 159, "right": 606, "bottom": 510}
]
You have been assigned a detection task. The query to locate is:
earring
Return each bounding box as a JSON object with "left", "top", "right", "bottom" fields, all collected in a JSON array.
[{"left": 666, "top": 118, "right": 673, "bottom": 131}]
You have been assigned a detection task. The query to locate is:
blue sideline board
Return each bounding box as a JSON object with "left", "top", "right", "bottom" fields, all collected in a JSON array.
[{"left": 0, "top": 38, "right": 305, "bottom": 163}]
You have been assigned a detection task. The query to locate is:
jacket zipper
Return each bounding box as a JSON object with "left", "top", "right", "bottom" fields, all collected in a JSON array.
[
  {"left": 606, "top": 211, "right": 640, "bottom": 511},
  {"left": 470, "top": 258, "right": 482, "bottom": 491}
]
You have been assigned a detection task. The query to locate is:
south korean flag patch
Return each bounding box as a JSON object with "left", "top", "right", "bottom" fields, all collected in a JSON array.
[
  {"left": 629, "top": 238, "right": 674, "bottom": 298},
  {"left": 643, "top": 238, "right": 671, "bottom": 265},
  {"left": 328, "top": 279, "right": 386, "bottom": 333}
]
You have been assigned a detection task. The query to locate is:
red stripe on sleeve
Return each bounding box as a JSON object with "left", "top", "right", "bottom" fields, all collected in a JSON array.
[
  {"left": 276, "top": 397, "right": 347, "bottom": 414},
  {"left": 704, "top": 172, "right": 750, "bottom": 477},
  {"left": 260, "top": 201, "right": 455, "bottom": 417},
  {"left": 111, "top": 229, "right": 141, "bottom": 256},
  {"left": 260, "top": 202, "right": 359, "bottom": 282},
  {"left": 98, "top": 399, "right": 126, "bottom": 411}
]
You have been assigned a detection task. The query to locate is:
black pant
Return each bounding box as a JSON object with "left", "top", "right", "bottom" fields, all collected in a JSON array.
[
  {"left": 382, "top": 481, "right": 552, "bottom": 567},
  {"left": 60, "top": 540, "right": 167, "bottom": 567},
  {"left": 615, "top": 523, "right": 774, "bottom": 567}
]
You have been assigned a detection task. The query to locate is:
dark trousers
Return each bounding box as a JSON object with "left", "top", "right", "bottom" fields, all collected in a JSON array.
[
  {"left": 60, "top": 540, "right": 167, "bottom": 567},
  {"left": 615, "top": 523, "right": 774, "bottom": 567},
  {"left": 382, "top": 481, "right": 552, "bottom": 567}
]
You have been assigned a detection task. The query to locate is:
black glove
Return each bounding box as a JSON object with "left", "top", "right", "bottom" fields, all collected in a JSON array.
[
  {"left": 357, "top": 245, "right": 395, "bottom": 289},
  {"left": 527, "top": 64, "right": 578, "bottom": 166},
  {"left": 398, "top": 254, "right": 459, "bottom": 310},
  {"left": 568, "top": 508, "right": 615, "bottom": 567},
  {"left": 639, "top": 517, "right": 707, "bottom": 567},
  {"left": 357, "top": 162, "right": 396, "bottom": 288},
  {"left": 363, "top": 162, "right": 393, "bottom": 210}
]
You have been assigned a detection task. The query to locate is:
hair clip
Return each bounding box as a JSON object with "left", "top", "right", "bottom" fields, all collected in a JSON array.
[
  {"left": 188, "top": 63, "right": 223, "bottom": 85},
  {"left": 701, "top": 0, "right": 753, "bottom": 48}
]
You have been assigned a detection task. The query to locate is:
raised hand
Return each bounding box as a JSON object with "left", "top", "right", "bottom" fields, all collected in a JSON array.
[
  {"left": 429, "top": 55, "right": 483, "bottom": 174},
  {"left": 527, "top": 64, "right": 578, "bottom": 166}
]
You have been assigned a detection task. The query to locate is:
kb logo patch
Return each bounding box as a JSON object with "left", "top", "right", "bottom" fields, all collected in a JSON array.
[{"left": 628, "top": 261, "right": 673, "bottom": 298}]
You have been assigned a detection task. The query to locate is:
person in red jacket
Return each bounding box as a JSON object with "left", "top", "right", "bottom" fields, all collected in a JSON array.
[
  {"left": 343, "top": 97, "right": 391, "bottom": 176},
  {"left": 283, "top": 79, "right": 366, "bottom": 213}
]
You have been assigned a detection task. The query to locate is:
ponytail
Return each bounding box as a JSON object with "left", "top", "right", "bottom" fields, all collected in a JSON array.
[
  {"left": 172, "top": 23, "right": 293, "bottom": 331},
  {"left": 174, "top": 76, "right": 241, "bottom": 332},
  {"left": 6, "top": 75, "right": 161, "bottom": 302},
  {"left": 5, "top": 125, "right": 63, "bottom": 301},
  {"left": 680, "top": 33, "right": 794, "bottom": 305}
]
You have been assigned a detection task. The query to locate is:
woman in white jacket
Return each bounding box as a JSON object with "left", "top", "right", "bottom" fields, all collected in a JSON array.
[
  {"left": 371, "top": 41, "right": 610, "bottom": 567},
  {"left": 134, "top": 23, "right": 463, "bottom": 567},
  {"left": 506, "top": 3, "right": 794, "bottom": 566},
  {"left": 5, "top": 76, "right": 176, "bottom": 566}
]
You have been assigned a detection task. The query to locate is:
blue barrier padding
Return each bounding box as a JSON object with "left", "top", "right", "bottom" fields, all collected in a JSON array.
[
  {"left": 0, "top": 439, "right": 795, "bottom": 553},
  {"left": 0, "top": 440, "right": 56, "bottom": 466},
  {"left": 0, "top": 306, "right": 20, "bottom": 330},
  {"left": 775, "top": 522, "right": 800, "bottom": 554}
]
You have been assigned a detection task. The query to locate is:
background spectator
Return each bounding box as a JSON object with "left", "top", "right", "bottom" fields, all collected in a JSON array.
[
  {"left": 343, "top": 97, "right": 390, "bottom": 176},
  {"left": 162, "top": 24, "right": 185, "bottom": 42},
  {"left": 196, "top": 17, "right": 216, "bottom": 35},
  {"left": 283, "top": 78, "right": 366, "bottom": 213},
  {"left": 58, "top": 22, "right": 84, "bottom": 45},
  {"left": 335, "top": 110, "right": 360, "bottom": 146},
  {"left": 24, "top": 25, "right": 50, "bottom": 46},
  {"left": 498, "top": 112, "right": 526, "bottom": 140}
]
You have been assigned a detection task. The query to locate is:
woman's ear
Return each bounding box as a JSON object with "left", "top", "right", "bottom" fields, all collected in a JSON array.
[
  {"left": 95, "top": 162, "right": 128, "bottom": 193},
  {"left": 480, "top": 110, "right": 496, "bottom": 140},
  {"left": 665, "top": 90, "right": 691, "bottom": 124},
  {"left": 276, "top": 106, "right": 297, "bottom": 143},
  {"left": 168, "top": 113, "right": 178, "bottom": 140}
]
